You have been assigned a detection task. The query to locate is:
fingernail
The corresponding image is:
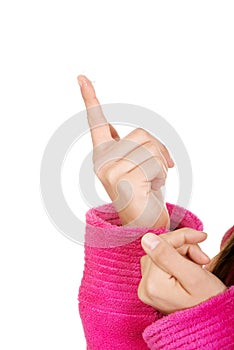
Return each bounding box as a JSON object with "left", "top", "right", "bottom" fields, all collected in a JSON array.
[
  {"left": 78, "top": 78, "right": 83, "bottom": 88},
  {"left": 77, "top": 75, "right": 88, "bottom": 88},
  {"left": 142, "top": 233, "right": 160, "bottom": 251},
  {"left": 169, "top": 157, "right": 174, "bottom": 167}
]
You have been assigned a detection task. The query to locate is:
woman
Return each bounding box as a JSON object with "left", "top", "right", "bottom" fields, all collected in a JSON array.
[{"left": 77, "top": 75, "right": 234, "bottom": 349}]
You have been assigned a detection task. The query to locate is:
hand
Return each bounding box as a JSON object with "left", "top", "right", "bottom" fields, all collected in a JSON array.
[
  {"left": 77, "top": 75, "right": 174, "bottom": 228},
  {"left": 138, "top": 229, "right": 227, "bottom": 314}
]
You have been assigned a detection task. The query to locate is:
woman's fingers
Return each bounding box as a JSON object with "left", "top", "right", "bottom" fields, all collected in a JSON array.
[
  {"left": 141, "top": 233, "right": 205, "bottom": 294},
  {"left": 77, "top": 75, "right": 100, "bottom": 108},
  {"left": 161, "top": 228, "right": 208, "bottom": 248},
  {"left": 158, "top": 142, "right": 174, "bottom": 168},
  {"left": 139, "top": 229, "right": 227, "bottom": 314},
  {"left": 164, "top": 229, "right": 210, "bottom": 263},
  {"left": 177, "top": 244, "right": 210, "bottom": 265},
  {"left": 114, "top": 143, "right": 167, "bottom": 180},
  {"left": 77, "top": 75, "right": 113, "bottom": 147},
  {"left": 122, "top": 128, "right": 173, "bottom": 169},
  {"left": 77, "top": 75, "right": 173, "bottom": 169},
  {"left": 77, "top": 76, "right": 172, "bottom": 173}
]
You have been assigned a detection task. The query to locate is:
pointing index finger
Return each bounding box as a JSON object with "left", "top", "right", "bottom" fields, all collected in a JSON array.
[{"left": 77, "top": 75, "right": 113, "bottom": 146}]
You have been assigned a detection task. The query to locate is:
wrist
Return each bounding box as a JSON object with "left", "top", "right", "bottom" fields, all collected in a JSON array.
[
  {"left": 118, "top": 206, "right": 170, "bottom": 229},
  {"left": 152, "top": 207, "right": 170, "bottom": 229}
]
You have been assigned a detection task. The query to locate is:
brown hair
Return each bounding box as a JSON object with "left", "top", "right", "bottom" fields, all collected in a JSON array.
[{"left": 211, "top": 233, "right": 234, "bottom": 287}]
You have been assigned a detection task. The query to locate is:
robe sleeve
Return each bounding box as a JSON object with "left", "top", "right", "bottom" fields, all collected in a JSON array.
[
  {"left": 78, "top": 202, "right": 204, "bottom": 350},
  {"left": 143, "top": 285, "right": 234, "bottom": 350}
]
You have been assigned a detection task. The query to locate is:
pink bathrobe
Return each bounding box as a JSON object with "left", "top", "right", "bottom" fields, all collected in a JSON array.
[{"left": 78, "top": 203, "right": 234, "bottom": 349}]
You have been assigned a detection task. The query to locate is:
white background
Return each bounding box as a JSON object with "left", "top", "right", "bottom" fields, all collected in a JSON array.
[{"left": 1, "top": 1, "right": 234, "bottom": 349}]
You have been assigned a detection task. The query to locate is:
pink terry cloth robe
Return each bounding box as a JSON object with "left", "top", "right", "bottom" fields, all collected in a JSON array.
[{"left": 78, "top": 203, "right": 234, "bottom": 349}]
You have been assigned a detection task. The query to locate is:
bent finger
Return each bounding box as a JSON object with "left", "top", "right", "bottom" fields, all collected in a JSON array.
[
  {"left": 161, "top": 228, "right": 208, "bottom": 249},
  {"left": 141, "top": 233, "right": 205, "bottom": 293},
  {"left": 177, "top": 244, "right": 210, "bottom": 265}
]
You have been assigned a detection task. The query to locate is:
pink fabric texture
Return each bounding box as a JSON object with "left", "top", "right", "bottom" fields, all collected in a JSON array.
[
  {"left": 143, "top": 286, "right": 234, "bottom": 349},
  {"left": 78, "top": 203, "right": 234, "bottom": 349}
]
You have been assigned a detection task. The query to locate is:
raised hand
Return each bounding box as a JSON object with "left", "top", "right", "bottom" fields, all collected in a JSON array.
[
  {"left": 138, "top": 229, "right": 227, "bottom": 314},
  {"left": 77, "top": 75, "right": 174, "bottom": 228}
]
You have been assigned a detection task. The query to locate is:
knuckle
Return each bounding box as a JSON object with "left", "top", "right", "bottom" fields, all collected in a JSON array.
[
  {"left": 140, "top": 255, "right": 146, "bottom": 266},
  {"left": 135, "top": 127, "right": 150, "bottom": 138},
  {"left": 160, "top": 142, "right": 168, "bottom": 154},
  {"left": 136, "top": 127, "right": 147, "bottom": 134},
  {"left": 143, "top": 141, "right": 158, "bottom": 155},
  {"left": 138, "top": 279, "right": 156, "bottom": 304},
  {"left": 137, "top": 281, "right": 147, "bottom": 303},
  {"left": 94, "top": 161, "right": 117, "bottom": 183},
  {"left": 142, "top": 142, "right": 168, "bottom": 170},
  {"left": 93, "top": 162, "right": 106, "bottom": 179},
  {"left": 104, "top": 166, "right": 118, "bottom": 185},
  {"left": 160, "top": 232, "right": 174, "bottom": 246},
  {"left": 145, "top": 279, "right": 157, "bottom": 299}
]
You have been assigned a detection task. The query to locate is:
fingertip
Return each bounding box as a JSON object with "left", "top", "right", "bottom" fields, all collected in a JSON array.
[
  {"left": 191, "top": 230, "right": 208, "bottom": 244},
  {"left": 168, "top": 158, "right": 175, "bottom": 168},
  {"left": 201, "top": 231, "right": 208, "bottom": 240},
  {"left": 77, "top": 74, "right": 89, "bottom": 88},
  {"left": 142, "top": 233, "right": 161, "bottom": 252},
  {"left": 77, "top": 75, "right": 99, "bottom": 107},
  {"left": 197, "top": 247, "right": 210, "bottom": 262},
  {"left": 200, "top": 255, "right": 211, "bottom": 266},
  {"left": 160, "top": 144, "right": 174, "bottom": 168}
]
